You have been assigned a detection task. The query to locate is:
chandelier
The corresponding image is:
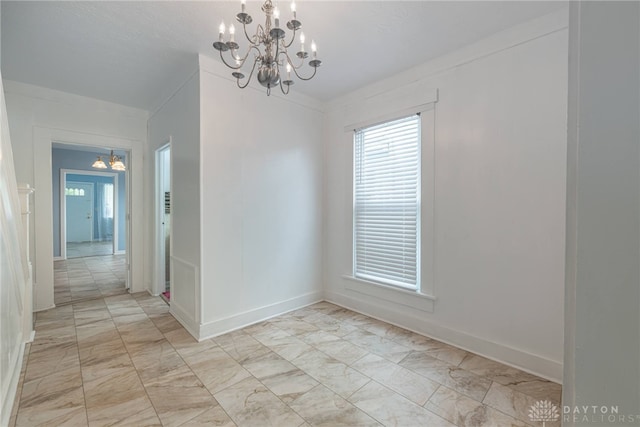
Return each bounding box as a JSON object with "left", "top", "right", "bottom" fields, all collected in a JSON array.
[
  {"left": 92, "top": 150, "right": 125, "bottom": 171},
  {"left": 213, "top": 0, "right": 321, "bottom": 96}
]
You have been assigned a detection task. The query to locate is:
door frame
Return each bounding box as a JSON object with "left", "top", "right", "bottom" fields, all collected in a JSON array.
[
  {"left": 33, "top": 127, "right": 143, "bottom": 311},
  {"left": 60, "top": 169, "right": 119, "bottom": 260},
  {"left": 154, "top": 140, "right": 172, "bottom": 296}
]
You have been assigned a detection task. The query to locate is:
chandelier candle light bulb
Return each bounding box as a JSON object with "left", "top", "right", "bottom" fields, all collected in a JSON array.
[
  {"left": 212, "top": 0, "right": 321, "bottom": 95},
  {"left": 229, "top": 24, "right": 235, "bottom": 42},
  {"left": 219, "top": 22, "right": 225, "bottom": 42},
  {"left": 311, "top": 40, "right": 317, "bottom": 58}
]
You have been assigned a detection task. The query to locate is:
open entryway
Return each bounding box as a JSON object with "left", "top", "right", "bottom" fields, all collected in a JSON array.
[
  {"left": 52, "top": 143, "right": 130, "bottom": 305},
  {"left": 61, "top": 170, "right": 119, "bottom": 258},
  {"left": 156, "top": 143, "right": 171, "bottom": 302}
]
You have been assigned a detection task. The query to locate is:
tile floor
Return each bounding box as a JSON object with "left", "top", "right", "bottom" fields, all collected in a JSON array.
[
  {"left": 66, "top": 241, "right": 115, "bottom": 258},
  {"left": 54, "top": 254, "right": 127, "bottom": 305},
  {"left": 9, "top": 295, "right": 561, "bottom": 426}
]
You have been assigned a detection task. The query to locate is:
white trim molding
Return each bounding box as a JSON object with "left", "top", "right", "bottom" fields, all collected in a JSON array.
[
  {"left": 198, "top": 291, "right": 323, "bottom": 340},
  {"left": 325, "top": 291, "right": 562, "bottom": 383}
]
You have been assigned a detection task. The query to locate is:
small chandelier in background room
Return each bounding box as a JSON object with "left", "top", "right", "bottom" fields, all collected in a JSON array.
[
  {"left": 213, "top": 0, "right": 321, "bottom": 95},
  {"left": 92, "top": 150, "right": 126, "bottom": 171}
]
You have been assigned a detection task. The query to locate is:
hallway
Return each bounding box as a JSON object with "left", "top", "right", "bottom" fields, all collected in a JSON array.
[{"left": 54, "top": 255, "right": 127, "bottom": 305}]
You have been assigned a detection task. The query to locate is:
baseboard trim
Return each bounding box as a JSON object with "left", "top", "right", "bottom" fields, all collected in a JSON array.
[
  {"left": 1, "top": 338, "right": 26, "bottom": 427},
  {"left": 33, "top": 304, "right": 56, "bottom": 313},
  {"left": 325, "top": 290, "right": 562, "bottom": 383},
  {"left": 169, "top": 301, "right": 199, "bottom": 340},
  {"left": 198, "top": 291, "right": 324, "bottom": 340}
]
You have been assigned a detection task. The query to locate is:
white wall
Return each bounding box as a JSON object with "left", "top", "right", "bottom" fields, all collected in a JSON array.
[
  {"left": 323, "top": 10, "right": 568, "bottom": 381},
  {"left": 564, "top": 2, "right": 640, "bottom": 420},
  {"left": 4, "top": 81, "right": 148, "bottom": 309},
  {"left": 0, "top": 76, "right": 30, "bottom": 426},
  {"left": 147, "top": 63, "right": 202, "bottom": 334},
  {"left": 198, "top": 55, "right": 324, "bottom": 338}
]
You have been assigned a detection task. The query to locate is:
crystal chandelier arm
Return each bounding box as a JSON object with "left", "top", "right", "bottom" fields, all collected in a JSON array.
[{"left": 236, "top": 57, "right": 260, "bottom": 89}]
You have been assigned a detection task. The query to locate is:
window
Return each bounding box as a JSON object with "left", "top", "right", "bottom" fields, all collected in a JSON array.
[
  {"left": 354, "top": 114, "right": 421, "bottom": 290},
  {"left": 102, "top": 183, "right": 114, "bottom": 219}
]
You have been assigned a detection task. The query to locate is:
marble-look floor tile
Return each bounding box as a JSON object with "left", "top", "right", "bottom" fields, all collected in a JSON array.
[
  {"left": 73, "top": 308, "right": 112, "bottom": 326},
  {"left": 242, "top": 351, "right": 298, "bottom": 380},
  {"left": 305, "top": 313, "right": 360, "bottom": 337},
  {"left": 349, "top": 381, "right": 456, "bottom": 427},
  {"left": 164, "top": 329, "right": 219, "bottom": 357},
  {"left": 13, "top": 294, "right": 562, "bottom": 427},
  {"left": 149, "top": 313, "right": 183, "bottom": 334},
  {"left": 292, "top": 350, "right": 370, "bottom": 398},
  {"left": 183, "top": 346, "right": 252, "bottom": 394},
  {"left": 266, "top": 335, "right": 314, "bottom": 362},
  {"left": 352, "top": 353, "right": 439, "bottom": 405},
  {"left": 289, "top": 384, "right": 381, "bottom": 427},
  {"left": 84, "top": 367, "right": 158, "bottom": 426},
  {"left": 343, "top": 329, "right": 412, "bottom": 363},
  {"left": 19, "top": 366, "right": 83, "bottom": 409},
  {"left": 214, "top": 331, "right": 272, "bottom": 364},
  {"left": 129, "top": 339, "right": 186, "bottom": 382},
  {"left": 424, "top": 342, "right": 470, "bottom": 366},
  {"left": 298, "top": 329, "right": 342, "bottom": 346},
  {"left": 78, "top": 337, "right": 127, "bottom": 363},
  {"left": 75, "top": 319, "right": 120, "bottom": 348},
  {"left": 25, "top": 342, "right": 80, "bottom": 382},
  {"left": 269, "top": 317, "right": 320, "bottom": 336},
  {"left": 459, "top": 354, "right": 562, "bottom": 402},
  {"left": 118, "top": 322, "right": 166, "bottom": 354},
  {"left": 179, "top": 405, "right": 236, "bottom": 426},
  {"left": 15, "top": 390, "right": 88, "bottom": 427},
  {"left": 400, "top": 351, "right": 492, "bottom": 401},
  {"left": 314, "top": 339, "right": 369, "bottom": 366},
  {"left": 483, "top": 381, "right": 545, "bottom": 425},
  {"left": 80, "top": 351, "right": 134, "bottom": 383},
  {"left": 426, "top": 385, "right": 530, "bottom": 427},
  {"left": 214, "top": 376, "right": 305, "bottom": 427},
  {"left": 93, "top": 406, "right": 162, "bottom": 427},
  {"left": 260, "top": 369, "right": 319, "bottom": 403},
  {"left": 143, "top": 365, "right": 218, "bottom": 427}
]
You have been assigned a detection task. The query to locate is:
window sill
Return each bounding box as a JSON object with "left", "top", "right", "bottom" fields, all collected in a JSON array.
[{"left": 342, "top": 275, "right": 436, "bottom": 313}]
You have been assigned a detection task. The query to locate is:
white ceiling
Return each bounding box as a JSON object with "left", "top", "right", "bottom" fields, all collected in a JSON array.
[{"left": 1, "top": 1, "right": 566, "bottom": 111}]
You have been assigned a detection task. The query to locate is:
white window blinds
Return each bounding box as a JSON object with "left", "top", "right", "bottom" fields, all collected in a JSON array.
[{"left": 354, "top": 114, "right": 421, "bottom": 289}]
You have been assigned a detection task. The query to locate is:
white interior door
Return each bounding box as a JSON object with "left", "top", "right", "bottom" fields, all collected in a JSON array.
[{"left": 66, "top": 182, "right": 94, "bottom": 242}]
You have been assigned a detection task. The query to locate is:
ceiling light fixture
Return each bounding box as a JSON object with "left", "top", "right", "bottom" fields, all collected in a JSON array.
[
  {"left": 213, "top": 0, "right": 321, "bottom": 96},
  {"left": 92, "top": 150, "right": 125, "bottom": 171}
]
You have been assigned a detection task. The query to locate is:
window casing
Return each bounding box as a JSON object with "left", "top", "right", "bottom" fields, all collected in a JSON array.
[{"left": 353, "top": 114, "right": 421, "bottom": 290}]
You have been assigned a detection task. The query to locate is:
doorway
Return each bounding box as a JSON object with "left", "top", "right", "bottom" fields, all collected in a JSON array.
[
  {"left": 156, "top": 143, "right": 171, "bottom": 301},
  {"left": 61, "top": 170, "right": 119, "bottom": 259},
  {"left": 52, "top": 144, "right": 129, "bottom": 305}
]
